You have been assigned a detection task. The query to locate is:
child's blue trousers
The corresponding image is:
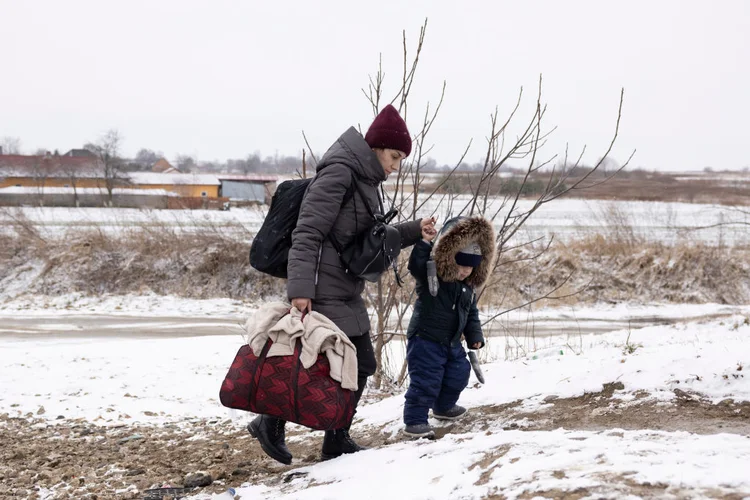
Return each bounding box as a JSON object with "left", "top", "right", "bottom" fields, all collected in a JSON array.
[{"left": 403, "top": 335, "right": 471, "bottom": 426}]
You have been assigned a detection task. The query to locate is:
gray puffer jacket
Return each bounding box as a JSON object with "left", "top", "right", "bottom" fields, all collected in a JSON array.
[{"left": 287, "top": 127, "right": 422, "bottom": 337}]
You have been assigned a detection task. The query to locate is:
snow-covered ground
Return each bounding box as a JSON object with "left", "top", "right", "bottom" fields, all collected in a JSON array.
[
  {"left": 0, "top": 291, "right": 253, "bottom": 318},
  {"left": 2, "top": 198, "right": 750, "bottom": 245},
  {"left": 2, "top": 197, "right": 750, "bottom": 498},
  {"left": 3, "top": 304, "right": 748, "bottom": 424},
  {"left": 1, "top": 299, "right": 749, "bottom": 499}
]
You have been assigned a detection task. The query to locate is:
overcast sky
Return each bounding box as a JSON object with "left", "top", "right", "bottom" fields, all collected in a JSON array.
[{"left": 1, "top": 0, "right": 748, "bottom": 171}]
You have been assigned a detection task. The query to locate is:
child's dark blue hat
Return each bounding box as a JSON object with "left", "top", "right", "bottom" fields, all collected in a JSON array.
[{"left": 455, "top": 241, "right": 482, "bottom": 267}]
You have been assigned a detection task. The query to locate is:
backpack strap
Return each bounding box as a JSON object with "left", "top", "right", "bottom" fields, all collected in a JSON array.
[
  {"left": 325, "top": 170, "right": 397, "bottom": 249},
  {"left": 349, "top": 175, "right": 398, "bottom": 224},
  {"left": 325, "top": 170, "right": 359, "bottom": 256}
]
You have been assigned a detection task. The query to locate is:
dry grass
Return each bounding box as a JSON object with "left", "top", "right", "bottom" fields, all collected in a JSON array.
[
  {"left": 481, "top": 199, "right": 750, "bottom": 311},
  {"left": 484, "top": 236, "right": 750, "bottom": 310},
  {"left": 2, "top": 205, "right": 750, "bottom": 308},
  {"left": 572, "top": 174, "right": 750, "bottom": 206},
  {"left": 0, "top": 210, "right": 285, "bottom": 301}
]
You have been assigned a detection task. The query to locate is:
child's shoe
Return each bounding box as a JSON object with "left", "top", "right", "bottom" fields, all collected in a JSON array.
[
  {"left": 432, "top": 405, "right": 467, "bottom": 421},
  {"left": 403, "top": 423, "right": 436, "bottom": 439}
]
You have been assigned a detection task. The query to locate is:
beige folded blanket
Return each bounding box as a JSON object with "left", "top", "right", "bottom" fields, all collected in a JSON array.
[{"left": 244, "top": 301, "right": 359, "bottom": 391}]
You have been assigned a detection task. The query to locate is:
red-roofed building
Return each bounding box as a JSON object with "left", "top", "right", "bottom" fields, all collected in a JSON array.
[
  {"left": 0, "top": 153, "right": 106, "bottom": 189},
  {"left": 151, "top": 158, "right": 179, "bottom": 173},
  {"left": 0, "top": 153, "right": 277, "bottom": 208}
]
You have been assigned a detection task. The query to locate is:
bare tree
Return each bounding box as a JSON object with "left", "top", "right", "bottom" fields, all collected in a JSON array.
[
  {"left": 361, "top": 20, "right": 634, "bottom": 388},
  {"left": 0, "top": 136, "right": 22, "bottom": 155},
  {"left": 58, "top": 158, "right": 82, "bottom": 207},
  {"left": 227, "top": 154, "right": 263, "bottom": 175},
  {"left": 246, "top": 153, "right": 262, "bottom": 174},
  {"left": 456, "top": 80, "right": 633, "bottom": 335},
  {"left": 85, "top": 129, "right": 126, "bottom": 206},
  {"left": 29, "top": 155, "right": 52, "bottom": 207},
  {"left": 175, "top": 154, "right": 197, "bottom": 173},
  {"left": 134, "top": 148, "right": 162, "bottom": 170}
]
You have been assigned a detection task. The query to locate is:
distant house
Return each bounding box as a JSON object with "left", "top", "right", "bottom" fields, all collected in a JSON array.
[
  {"left": 151, "top": 158, "right": 179, "bottom": 173},
  {"left": 0, "top": 154, "right": 104, "bottom": 189},
  {"left": 0, "top": 185, "right": 177, "bottom": 209},
  {"left": 0, "top": 153, "right": 275, "bottom": 209},
  {"left": 127, "top": 172, "right": 221, "bottom": 198},
  {"left": 216, "top": 174, "right": 277, "bottom": 204},
  {"left": 63, "top": 148, "right": 97, "bottom": 158},
  {"left": 0, "top": 154, "right": 175, "bottom": 208}
]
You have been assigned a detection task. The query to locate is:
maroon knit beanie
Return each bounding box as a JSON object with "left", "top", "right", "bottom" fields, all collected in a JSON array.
[{"left": 364, "top": 104, "right": 412, "bottom": 157}]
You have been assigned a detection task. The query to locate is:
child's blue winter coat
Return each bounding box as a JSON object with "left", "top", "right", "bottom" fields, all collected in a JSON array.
[{"left": 403, "top": 216, "right": 495, "bottom": 426}]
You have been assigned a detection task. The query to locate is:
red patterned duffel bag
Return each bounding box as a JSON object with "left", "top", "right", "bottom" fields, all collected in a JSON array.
[{"left": 219, "top": 338, "right": 356, "bottom": 431}]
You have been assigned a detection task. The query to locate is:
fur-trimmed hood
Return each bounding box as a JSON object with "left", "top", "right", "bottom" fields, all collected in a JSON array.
[{"left": 433, "top": 216, "right": 495, "bottom": 289}]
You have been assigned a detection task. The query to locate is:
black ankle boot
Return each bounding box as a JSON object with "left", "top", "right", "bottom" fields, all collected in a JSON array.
[
  {"left": 321, "top": 428, "right": 368, "bottom": 460},
  {"left": 247, "top": 415, "right": 292, "bottom": 465}
]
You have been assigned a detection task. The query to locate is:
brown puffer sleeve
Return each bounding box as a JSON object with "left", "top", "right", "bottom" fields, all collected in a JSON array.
[{"left": 287, "top": 164, "right": 352, "bottom": 300}]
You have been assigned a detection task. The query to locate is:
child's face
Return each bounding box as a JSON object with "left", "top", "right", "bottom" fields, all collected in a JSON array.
[{"left": 456, "top": 265, "right": 474, "bottom": 281}]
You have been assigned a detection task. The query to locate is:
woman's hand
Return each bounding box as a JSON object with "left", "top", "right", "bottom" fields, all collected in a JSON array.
[
  {"left": 471, "top": 342, "right": 482, "bottom": 349},
  {"left": 421, "top": 216, "right": 437, "bottom": 242},
  {"left": 291, "top": 298, "right": 312, "bottom": 313},
  {"left": 420, "top": 216, "right": 437, "bottom": 229}
]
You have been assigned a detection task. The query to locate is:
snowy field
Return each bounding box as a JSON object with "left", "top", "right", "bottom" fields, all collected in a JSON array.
[
  {"left": 2, "top": 198, "right": 750, "bottom": 499},
  {"left": 1, "top": 305, "right": 749, "bottom": 498},
  {"left": 2, "top": 198, "right": 750, "bottom": 245}
]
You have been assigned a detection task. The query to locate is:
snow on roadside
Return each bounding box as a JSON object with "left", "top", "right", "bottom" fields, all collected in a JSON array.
[
  {"left": 1, "top": 310, "right": 748, "bottom": 428},
  {"left": 0, "top": 289, "right": 259, "bottom": 317},
  {"left": 361, "top": 316, "right": 750, "bottom": 431},
  {"left": 227, "top": 428, "right": 750, "bottom": 500}
]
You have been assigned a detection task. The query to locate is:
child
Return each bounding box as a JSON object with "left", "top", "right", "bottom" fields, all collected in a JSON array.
[{"left": 403, "top": 216, "right": 495, "bottom": 439}]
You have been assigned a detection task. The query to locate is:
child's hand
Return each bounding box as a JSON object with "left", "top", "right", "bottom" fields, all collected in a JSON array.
[
  {"left": 421, "top": 216, "right": 437, "bottom": 242},
  {"left": 422, "top": 225, "right": 437, "bottom": 242},
  {"left": 470, "top": 342, "right": 482, "bottom": 349}
]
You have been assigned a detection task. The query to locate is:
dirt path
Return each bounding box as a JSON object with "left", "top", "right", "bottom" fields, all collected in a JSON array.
[{"left": 3, "top": 385, "right": 749, "bottom": 500}]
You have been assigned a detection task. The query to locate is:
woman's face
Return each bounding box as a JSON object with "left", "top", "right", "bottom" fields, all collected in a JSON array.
[{"left": 374, "top": 148, "right": 406, "bottom": 177}]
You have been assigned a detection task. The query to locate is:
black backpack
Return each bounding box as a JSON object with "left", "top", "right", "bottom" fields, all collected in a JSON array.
[
  {"left": 249, "top": 176, "right": 354, "bottom": 279},
  {"left": 250, "top": 174, "right": 401, "bottom": 282}
]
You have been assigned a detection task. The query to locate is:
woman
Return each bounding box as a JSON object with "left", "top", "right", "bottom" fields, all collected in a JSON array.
[{"left": 248, "top": 105, "right": 436, "bottom": 463}]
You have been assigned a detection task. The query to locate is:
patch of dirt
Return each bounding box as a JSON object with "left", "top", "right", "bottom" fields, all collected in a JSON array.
[
  {"left": 516, "top": 487, "right": 592, "bottom": 500},
  {"left": 0, "top": 414, "right": 326, "bottom": 500},
  {"left": 488, "top": 472, "right": 748, "bottom": 499},
  {"left": 473, "top": 383, "right": 750, "bottom": 436},
  {"left": 469, "top": 445, "right": 512, "bottom": 486},
  {"left": 512, "top": 479, "right": 747, "bottom": 500}
]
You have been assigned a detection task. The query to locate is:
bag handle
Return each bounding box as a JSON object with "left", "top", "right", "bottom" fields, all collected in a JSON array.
[
  {"left": 379, "top": 208, "right": 398, "bottom": 225},
  {"left": 289, "top": 308, "right": 308, "bottom": 322}
]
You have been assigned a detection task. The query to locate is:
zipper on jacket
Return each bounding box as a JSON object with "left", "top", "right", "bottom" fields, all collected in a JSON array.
[
  {"left": 450, "top": 286, "right": 468, "bottom": 344},
  {"left": 452, "top": 286, "right": 463, "bottom": 310},
  {"left": 314, "top": 244, "right": 323, "bottom": 285},
  {"left": 360, "top": 239, "right": 384, "bottom": 274}
]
